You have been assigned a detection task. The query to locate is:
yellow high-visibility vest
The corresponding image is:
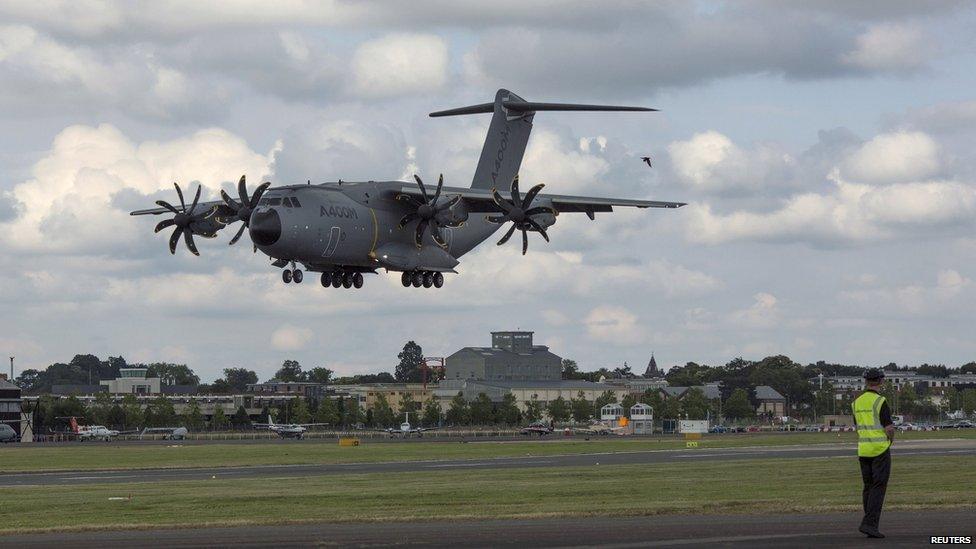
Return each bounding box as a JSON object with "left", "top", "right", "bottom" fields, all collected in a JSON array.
[{"left": 852, "top": 391, "right": 891, "bottom": 457}]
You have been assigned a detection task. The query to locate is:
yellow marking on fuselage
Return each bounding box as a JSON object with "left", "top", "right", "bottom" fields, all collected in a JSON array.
[{"left": 368, "top": 207, "right": 379, "bottom": 259}]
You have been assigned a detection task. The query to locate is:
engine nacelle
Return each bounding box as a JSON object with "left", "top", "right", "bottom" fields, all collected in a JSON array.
[
  {"left": 528, "top": 198, "right": 556, "bottom": 230},
  {"left": 435, "top": 197, "right": 469, "bottom": 226}
]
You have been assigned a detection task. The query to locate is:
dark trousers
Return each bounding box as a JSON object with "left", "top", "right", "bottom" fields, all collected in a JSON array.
[{"left": 858, "top": 449, "right": 891, "bottom": 529}]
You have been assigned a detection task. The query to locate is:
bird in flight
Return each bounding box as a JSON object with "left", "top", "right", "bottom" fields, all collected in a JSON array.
[{"left": 641, "top": 156, "right": 653, "bottom": 168}]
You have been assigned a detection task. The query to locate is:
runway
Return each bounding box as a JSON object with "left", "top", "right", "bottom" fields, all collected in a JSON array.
[
  {"left": 2, "top": 438, "right": 973, "bottom": 487},
  {"left": 1, "top": 510, "right": 972, "bottom": 547}
]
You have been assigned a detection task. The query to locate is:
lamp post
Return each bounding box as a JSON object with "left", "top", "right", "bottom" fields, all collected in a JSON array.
[{"left": 8, "top": 357, "right": 13, "bottom": 380}]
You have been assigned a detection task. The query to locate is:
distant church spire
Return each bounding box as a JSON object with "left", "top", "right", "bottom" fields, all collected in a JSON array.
[{"left": 643, "top": 353, "right": 660, "bottom": 378}]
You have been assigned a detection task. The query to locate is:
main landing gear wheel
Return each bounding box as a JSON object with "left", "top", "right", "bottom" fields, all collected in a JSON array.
[
  {"left": 433, "top": 272, "right": 444, "bottom": 288},
  {"left": 342, "top": 272, "right": 353, "bottom": 289},
  {"left": 321, "top": 272, "right": 331, "bottom": 287},
  {"left": 292, "top": 269, "right": 303, "bottom": 284},
  {"left": 282, "top": 269, "right": 292, "bottom": 284},
  {"left": 353, "top": 272, "right": 364, "bottom": 288},
  {"left": 331, "top": 271, "right": 342, "bottom": 288},
  {"left": 422, "top": 272, "right": 433, "bottom": 288},
  {"left": 401, "top": 272, "right": 411, "bottom": 287},
  {"left": 411, "top": 271, "right": 423, "bottom": 287}
]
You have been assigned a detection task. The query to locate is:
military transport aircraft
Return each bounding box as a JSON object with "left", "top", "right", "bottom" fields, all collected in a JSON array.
[{"left": 132, "top": 89, "right": 685, "bottom": 289}]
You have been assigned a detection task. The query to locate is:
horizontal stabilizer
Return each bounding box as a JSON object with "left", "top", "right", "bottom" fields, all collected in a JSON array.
[{"left": 430, "top": 101, "right": 656, "bottom": 117}]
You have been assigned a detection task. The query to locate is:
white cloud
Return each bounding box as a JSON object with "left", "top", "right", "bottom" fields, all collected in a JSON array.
[
  {"left": 271, "top": 324, "right": 314, "bottom": 351},
  {"left": 351, "top": 33, "right": 448, "bottom": 98},
  {"left": 667, "top": 131, "right": 794, "bottom": 194},
  {"left": 584, "top": 306, "right": 643, "bottom": 345},
  {"left": 842, "top": 23, "right": 933, "bottom": 71},
  {"left": 729, "top": 293, "right": 779, "bottom": 329},
  {"left": 840, "top": 269, "right": 972, "bottom": 316},
  {"left": 841, "top": 131, "right": 941, "bottom": 184}
]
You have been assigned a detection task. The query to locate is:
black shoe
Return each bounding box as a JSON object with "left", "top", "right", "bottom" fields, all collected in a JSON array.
[{"left": 859, "top": 525, "right": 885, "bottom": 538}]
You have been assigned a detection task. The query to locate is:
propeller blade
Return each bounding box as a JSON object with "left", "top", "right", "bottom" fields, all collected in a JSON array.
[
  {"left": 491, "top": 189, "right": 515, "bottom": 214},
  {"left": 497, "top": 224, "right": 517, "bottom": 246},
  {"left": 221, "top": 189, "right": 241, "bottom": 210},
  {"left": 521, "top": 228, "right": 528, "bottom": 255},
  {"left": 250, "top": 181, "right": 271, "bottom": 208},
  {"left": 442, "top": 194, "right": 462, "bottom": 210},
  {"left": 510, "top": 174, "right": 521, "bottom": 208},
  {"left": 524, "top": 206, "right": 557, "bottom": 217},
  {"left": 155, "top": 200, "right": 179, "bottom": 214},
  {"left": 526, "top": 218, "right": 550, "bottom": 242},
  {"left": 229, "top": 223, "right": 247, "bottom": 245},
  {"left": 174, "top": 183, "right": 186, "bottom": 210},
  {"left": 237, "top": 175, "right": 248, "bottom": 207},
  {"left": 398, "top": 212, "right": 419, "bottom": 229},
  {"left": 168, "top": 227, "right": 181, "bottom": 254},
  {"left": 188, "top": 184, "right": 202, "bottom": 215},
  {"left": 486, "top": 215, "right": 507, "bottom": 224},
  {"left": 183, "top": 228, "right": 200, "bottom": 256},
  {"left": 414, "top": 174, "right": 429, "bottom": 203},
  {"left": 432, "top": 174, "right": 443, "bottom": 204},
  {"left": 522, "top": 183, "right": 545, "bottom": 209},
  {"left": 414, "top": 219, "right": 428, "bottom": 248},
  {"left": 430, "top": 223, "right": 447, "bottom": 248},
  {"left": 154, "top": 218, "right": 176, "bottom": 233}
]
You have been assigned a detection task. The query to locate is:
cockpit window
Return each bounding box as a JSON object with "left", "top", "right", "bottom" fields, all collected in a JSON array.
[
  {"left": 282, "top": 197, "right": 293, "bottom": 208},
  {"left": 267, "top": 197, "right": 281, "bottom": 206},
  {"left": 290, "top": 197, "right": 301, "bottom": 207}
]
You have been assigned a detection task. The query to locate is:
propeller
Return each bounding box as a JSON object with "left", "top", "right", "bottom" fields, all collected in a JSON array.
[
  {"left": 396, "top": 174, "right": 461, "bottom": 249},
  {"left": 153, "top": 182, "right": 216, "bottom": 256},
  {"left": 219, "top": 175, "right": 271, "bottom": 246},
  {"left": 486, "top": 175, "right": 556, "bottom": 255}
]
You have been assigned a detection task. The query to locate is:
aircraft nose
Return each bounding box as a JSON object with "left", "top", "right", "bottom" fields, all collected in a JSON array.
[{"left": 249, "top": 208, "right": 281, "bottom": 246}]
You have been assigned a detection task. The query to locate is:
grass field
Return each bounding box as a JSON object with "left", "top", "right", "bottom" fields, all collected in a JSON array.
[
  {"left": 2, "top": 430, "right": 973, "bottom": 473},
  {"left": 0, "top": 454, "right": 973, "bottom": 534}
]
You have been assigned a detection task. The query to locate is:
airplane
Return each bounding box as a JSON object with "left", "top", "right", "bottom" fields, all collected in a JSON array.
[
  {"left": 140, "top": 426, "right": 189, "bottom": 440},
  {"left": 383, "top": 412, "right": 436, "bottom": 438},
  {"left": 520, "top": 421, "right": 555, "bottom": 436},
  {"left": 254, "top": 415, "right": 328, "bottom": 440},
  {"left": 131, "top": 89, "right": 685, "bottom": 289},
  {"left": 65, "top": 417, "right": 121, "bottom": 441}
]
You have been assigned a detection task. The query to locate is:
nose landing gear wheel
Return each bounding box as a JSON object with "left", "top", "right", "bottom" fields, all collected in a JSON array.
[
  {"left": 282, "top": 269, "right": 293, "bottom": 284},
  {"left": 353, "top": 272, "right": 364, "bottom": 288},
  {"left": 401, "top": 272, "right": 411, "bottom": 287},
  {"left": 433, "top": 272, "right": 444, "bottom": 288},
  {"left": 422, "top": 272, "right": 433, "bottom": 288},
  {"left": 292, "top": 269, "right": 303, "bottom": 283}
]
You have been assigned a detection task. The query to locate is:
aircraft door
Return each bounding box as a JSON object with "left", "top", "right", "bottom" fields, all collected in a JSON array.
[{"left": 322, "top": 226, "right": 341, "bottom": 257}]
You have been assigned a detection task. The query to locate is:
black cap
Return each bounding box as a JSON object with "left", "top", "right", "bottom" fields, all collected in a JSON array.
[{"left": 863, "top": 368, "right": 885, "bottom": 381}]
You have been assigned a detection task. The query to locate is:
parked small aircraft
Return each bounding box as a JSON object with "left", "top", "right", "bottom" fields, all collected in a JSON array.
[
  {"left": 254, "top": 415, "right": 328, "bottom": 439},
  {"left": 140, "top": 426, "right": 189, "bottom": 440},
  {"left": 384, "top": 413, "right": 437, "bottom": 438},
  {"left": 520, "top": 421, "right": 555, "bottom": 436},
  {"left": 66, "top": 417, "right": 121, "bottom": 441}
]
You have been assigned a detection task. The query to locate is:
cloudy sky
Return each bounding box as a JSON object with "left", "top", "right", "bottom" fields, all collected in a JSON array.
[{"left": 3, "top": 1, "right": 976, "bottom": 381}]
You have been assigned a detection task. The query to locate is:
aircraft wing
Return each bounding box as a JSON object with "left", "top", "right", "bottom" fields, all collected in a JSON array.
[{"left": 396, "top": 185, "right": 685, "bottom": 216}]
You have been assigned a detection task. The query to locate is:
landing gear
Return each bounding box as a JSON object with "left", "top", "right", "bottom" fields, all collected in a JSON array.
[
  {"left": 331, "top": 271, "right": 342, "bottom": 288},
  {"left": 282, "top": 261, "right": 302, "bottom": 284},
  {"left": 353, "top": 272, "right": 364, "bottom": 288},
  {"left": 321, "top": 272, "right": 331, "bottom": 287},
  {"left": 282, "top": 269, "right": 292, "bottom": 284},
  {"left": 292, "top": 269, "right": 303, "bottom": 284},
  {"left": 403, "top": 270, "right": 446, "bottom": 289},
  {"left": 342, "top": 272, "right": 353, "bottom": 288},
  {"left": 322, "top": 269, "right": 366, "bottom": 289}
]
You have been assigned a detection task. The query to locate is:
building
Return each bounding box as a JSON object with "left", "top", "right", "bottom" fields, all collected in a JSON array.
[
  {"left": 0, "top": 377, "right": 22, "bottom": 440},
  {"left": 436, "top": 379, "right": 621, "bottom": 413},
  {"left": 100, "top": 368, "right": 161, "bottom": 395},
  {"left": 336, "top": 383, "right": 435, "bottom": 413},
  {"left": 247, "top": 381, "right": 328, "bottom": 399},
  {"left": 755, "top": 385, "right": 786, "bottom": 416},
  {"left": 630, "top": 403, "right": 654, "bottom": 434},
  {"left": 445, "top": 331, "right": 562, "bottom": 381},
  {"left": 643, "top": 354, "right": 662, "bottom": 378},
  {"left": 659, "top": 383, "right": 722, "bottom": 400}
]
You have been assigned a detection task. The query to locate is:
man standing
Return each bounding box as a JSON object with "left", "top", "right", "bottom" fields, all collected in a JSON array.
[{"left": 852, "top": 368, "right": 895, "bottom": 538}]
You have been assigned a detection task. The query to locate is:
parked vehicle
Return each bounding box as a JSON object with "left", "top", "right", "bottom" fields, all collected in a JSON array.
[{"left": 0, "top": 423, "right": 18, "bottom": 443}]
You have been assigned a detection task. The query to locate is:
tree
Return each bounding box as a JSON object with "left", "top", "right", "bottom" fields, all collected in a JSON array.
[
  {"left": 961, "top": 389, "right": 976, "bottom": 416},
  {"left": 212, "top": 407, "right": 229, "bottom": 430},
  {"left": 306, "top": 367, "right": 333, "bottom": 385},
  {"left": 524, "top": 398, "right": 545, "bottom": 423},
  {"left": 421, "top": 398, "right": 443, "bottom": 427},
  {"left": 89, "top": 391, "right": 114, "bottom": 425},
  {"left": 641, "top": 389, "right": 664, "bottom": 411},
  {"left": 146, "top": 394, "right": 177, "bottom": 427},
  {"left": 561, "top": 359, "right": 582, "bottom": 380},
  {"left": 469, "top": 393, "right": 495, "bottom": 425},
  {"left": 960, "top": 362, "right": 976, "bottom": 375},
  {"left": 344, "top": 398, "right": 364, "bottom": 427},
  {"left": 659, "top": 396, "right": 683, "bottom": 420},
  {"left": 315, "top": 398, "right": 340, "bottom": 425},
  {"left": 371, "top": 394, "right": 395, "bottom": 428},
  {"left": 446, "top": 392, "right": 470, "bottom": 425},
  {"left": 897, "top": 384, "right": 919, "bottom": 416},
  {"left": 750, "top": 355, "right": 812, "bottom": 415},
  {"left": 813, "top": 382, "right": 836, "bottom": 418},
  {"left": 398, "top": 392, "right": 419, "bottom": 423},
  {"left": 184, "top": 399, "right": 204, "bottom": 430},
  {"left": 274, "top": 360, "right": 305, "bottom": 382},
  {"left": 594, "top": 390, "right": 618, "bottom": 414},
  {"left": 121, "top": 394, "right": 143, "bottom": 430},
  {"left": 145, "top": 363, "right": 199, "bottom": 386},
  {"left": 724, "top": 388, "right": 755, "bottom": 421},
  {"left": 620, "top": 394, "right": 637, "bottom": 418},
  {"left": 496, "top": 394, "right": 521, "bottom": 425},
  {"left": 570, "top": 391, "right": 592, "bottom": 423},
  {"left": 665, "top": 362, "right": 709, "bottom": 387},
  {"left": 231, "top": 405, "right": 251, "bottom": 428},
  {"left": 547, "top": 396, "right": 570, "bottom": 423},
  {"left": 395, "top": 341, "right": 424, "bottom": 382},
  {"left": 106, "top": 404, "right": 125, "bottom": 430},
  {"left": 941, "top": 386, "right": 960, "bottom": 414},
  {"left": 222, "top": 368, "right": 258, "bottom": 393},
  {"left": 291, "top": 398, "right": 311, "bottom": 424},
  {"left": 681, "top": 388, "right": 709, "bottom": 420}
]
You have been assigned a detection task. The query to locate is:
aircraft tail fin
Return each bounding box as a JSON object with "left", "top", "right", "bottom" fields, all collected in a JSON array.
[
  {"left": 430, "top": 89, "right": 656, "bottom": 190},
  {"left": 268, "top": 415, "right": 275, "bottom": 427},
  {"left": 70, "top": 417, "right": 79, "bottom": 433}
]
